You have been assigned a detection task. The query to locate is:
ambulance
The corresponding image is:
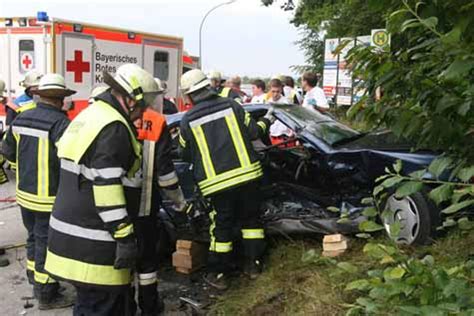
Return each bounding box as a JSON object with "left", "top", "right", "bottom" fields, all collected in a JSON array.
[
  {"left": 182, "top": 51, "right": 200, "bottom": 74},
  {"left": 0, "top": 12, "right": 185, "bottom": 128}
]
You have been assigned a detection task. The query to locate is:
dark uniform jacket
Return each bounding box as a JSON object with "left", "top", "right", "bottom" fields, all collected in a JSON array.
[
  {"left": 179, "top": 92, "right": 269, "bottom": 196},
  {"left": 2, "top": 103, "right": 69, "bottom": 211},
  {"left": 45, "top": 92, "right": 139, "bottom": 288},
  {"left": 0, "top": 131, "right": 7, "bottom": 184}
]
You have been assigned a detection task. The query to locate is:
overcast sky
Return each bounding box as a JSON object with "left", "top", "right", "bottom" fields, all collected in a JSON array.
[{"left": 1, "top": 0, "right": 305, "bottom": 77}]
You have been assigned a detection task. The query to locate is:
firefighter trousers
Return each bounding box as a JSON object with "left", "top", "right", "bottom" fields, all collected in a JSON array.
[
  {"left": 73, "top": 285, "right": 136, "bottom": 316},
  {"left": 134, "top": 211, "right": 163, "bottom": 315},
  {"left": 207, "top": 181, "right": 265, "bottom": 274},
  {"left": 20, "top": 207, "right": 59, "bottom": 300}
]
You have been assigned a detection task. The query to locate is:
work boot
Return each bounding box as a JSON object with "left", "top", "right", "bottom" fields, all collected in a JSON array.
[
  {"left": 203, "top": 272, "right": 229, "bottom": 290},
  {"left": 243, "top": 260, "right": 263, "bottom": 280},
  {"left": 141, "top": 298, "right": 165, "bottom": 316},
  {"left": 38, "top": 293, "right": 75, "bottom": 310},
  {"left": 139, "top": 286, "right": 165, "bottom": 315}
]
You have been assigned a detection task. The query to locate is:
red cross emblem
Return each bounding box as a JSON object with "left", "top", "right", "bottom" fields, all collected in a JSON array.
[
  {"left": 66, "top": 50, "right": 90, "bottom": 83},
  {"left": 22, "top": 54, "right": 33, "bottom": 69}
]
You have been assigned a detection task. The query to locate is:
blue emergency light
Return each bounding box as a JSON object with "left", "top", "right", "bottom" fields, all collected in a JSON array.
[{"left": 37, "top": 11, "right": 49, "bottom": 22}]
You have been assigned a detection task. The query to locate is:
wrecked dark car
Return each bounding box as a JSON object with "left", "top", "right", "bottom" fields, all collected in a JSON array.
[{"left": 163, "top": 104, "right": 439, "bottom": 246}]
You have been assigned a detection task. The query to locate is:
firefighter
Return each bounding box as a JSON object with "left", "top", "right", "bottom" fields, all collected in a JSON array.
[
  {"left": 5, "top": 70, "right": 42, "bottom": 125},
  {"left": 0, "top": 79, "right": 8, "bottom": 187},
  {"left": 178, "top": 69, "right": 276, "bottom": 290},
  {"left": 208, "top": 70, "right": 242, "bottom": 103},
  {"left": 0, "top": 81, "right": 9, "bottom": 268},
  {"left": 125, "top": 77, "right": 187, "bottom": 315},
  {"left": 44, "top": 64, "right": 160, "bottom": 316},
  {"left": 2, "top": 73, "right": 75, "bottom": 310}
]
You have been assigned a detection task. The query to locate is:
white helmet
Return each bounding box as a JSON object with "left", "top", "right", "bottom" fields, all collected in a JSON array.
[
  {"left": 103, "top": 64, "right": 160, "bottom": 107},
  {"left": 88, "top": 85, "right": 109, "bottom": 105},
  {"left": 20, "top": 70, "right": 42, "bottom": 88},
  {"left": 181, "top": 69, "right": 211, "bottom": 95},
  {"left": 208, "top": 70, "right": 222, "bottom": 81},
  {"left": 153, "top": 78, "right": 166, "bottom": 94},
  {"left": 32, "top": 73, "right": 76, "bottom": 98},
  {"left": 90, "top": 85, "right": 109, "bottom": 99}
]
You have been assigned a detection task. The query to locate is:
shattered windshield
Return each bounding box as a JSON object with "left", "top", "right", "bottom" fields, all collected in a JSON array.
[{"left": 274, "top": 104, "right": 360, "bottom": 146}]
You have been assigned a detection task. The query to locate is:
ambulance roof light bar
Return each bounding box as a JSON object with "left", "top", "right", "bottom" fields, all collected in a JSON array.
[
  {"left": 37, "top": 11, "right": 49, "bottom": 22},
  {"left": 36, "top": 11, "right": 52, "bottom": 26}
]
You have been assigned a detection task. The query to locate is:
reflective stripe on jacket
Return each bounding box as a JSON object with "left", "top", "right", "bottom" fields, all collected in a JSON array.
[
  {"left": 218, "top": 87, "right": 243, "bottom": 104},
  {"left": 0, "top": 154, "right": 7, "bottom": 184}
]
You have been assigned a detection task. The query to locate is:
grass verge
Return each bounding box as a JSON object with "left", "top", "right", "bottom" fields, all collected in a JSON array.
[{"left": 209, "top": 230, "right": 474, "bottom": 315}]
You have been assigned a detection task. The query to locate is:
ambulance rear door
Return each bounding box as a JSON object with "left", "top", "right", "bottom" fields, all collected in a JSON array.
[
  {"left": 143, "top": 40, "right": 181, "bottom": 99},
  {"left": 4, "top": 27, "right": 46, "bottom": 99}
]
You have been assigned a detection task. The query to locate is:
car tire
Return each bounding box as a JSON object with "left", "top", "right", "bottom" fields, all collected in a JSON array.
[{"left": 381, "top": 191, "right": 439, "bottom": 245}]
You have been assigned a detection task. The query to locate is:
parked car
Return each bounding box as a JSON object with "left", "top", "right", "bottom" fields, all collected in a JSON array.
[{"left": 164, "top": 104, "right": 441, "bottom": 245}]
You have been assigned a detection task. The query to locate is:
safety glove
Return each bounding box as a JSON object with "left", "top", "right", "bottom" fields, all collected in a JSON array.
[
  {"left": 114, "top": 238, "right": 138, "bottom": 269},
  {"left": 173, "top": 203, "right": 194, "bottom": 240},
  {"left": 163, "top": 187, "right": 187, "bottom": 213}
]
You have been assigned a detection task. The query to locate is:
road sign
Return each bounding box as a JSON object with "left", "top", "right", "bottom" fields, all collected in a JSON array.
[
  {"left": 371, "top": 29, "right": 390, "bottom": 49},
  {"left": 323, "top": 38, "right": 339, "bottom": 98}
]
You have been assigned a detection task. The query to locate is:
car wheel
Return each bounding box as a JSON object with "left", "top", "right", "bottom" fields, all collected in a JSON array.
[{"left": 381, "top": 191, "right": 438, "bottom": 245}]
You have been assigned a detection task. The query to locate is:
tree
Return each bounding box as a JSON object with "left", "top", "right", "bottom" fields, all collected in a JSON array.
[
  {"left": 262, "top": 0, "right": 388, "bottom": 72},
  {"left": 347, "top": 0, "right": 474, "bottom": 159}
]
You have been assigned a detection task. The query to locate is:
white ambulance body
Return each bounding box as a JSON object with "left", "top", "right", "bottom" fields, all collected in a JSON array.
[{"left": 0, "top": 15, "right": 184, "bottom": 127}]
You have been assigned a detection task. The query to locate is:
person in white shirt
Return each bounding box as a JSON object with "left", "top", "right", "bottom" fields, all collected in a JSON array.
[
  {"left": 301, "top": 72, "right": 329, "bottom": 112},
  {"left": 250, "top": 79, "right": 266, "bottom": 104},
  {"left": 267, "top": 79, "right": 293, "bottom": 138}
]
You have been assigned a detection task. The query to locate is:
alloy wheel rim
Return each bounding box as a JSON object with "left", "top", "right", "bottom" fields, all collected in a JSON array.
[{"left": 383, "top": 195, "right": 420, "bottom": 245}]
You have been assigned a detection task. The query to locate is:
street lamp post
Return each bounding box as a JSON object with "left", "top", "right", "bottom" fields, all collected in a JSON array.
[{"left": 199, "top": 0, "right": 236, "bottom": 69}]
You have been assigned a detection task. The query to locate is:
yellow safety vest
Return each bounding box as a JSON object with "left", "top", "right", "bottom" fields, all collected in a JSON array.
[
  {"left": 57, "top": 100, "right": 141, "bottom": 178},
  {"left": 219, "top": 87, "right": 231, "bottom": 98}
]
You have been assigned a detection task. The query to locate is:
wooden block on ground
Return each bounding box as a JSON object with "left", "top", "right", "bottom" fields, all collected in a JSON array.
[
  {"left": 323, "top": 234, "right": 347, "bottom": 243},
  {"left": 173, "top": 240, "right": 208, "bottom": 273},
  {"left": 323, "top": 240, "right": 349, "bottom": 251},
  {"left": 172, "top": 252, "right": 204, "bottom": 273},
  {"left": 176, "top": 267, "right": 192, "bottom": 275},
  {"left": 176, "top": 240, "right": 193, "bottom": 250},
  {"left": 322, "top": 250, "right": 346, "bottom": 257}
]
